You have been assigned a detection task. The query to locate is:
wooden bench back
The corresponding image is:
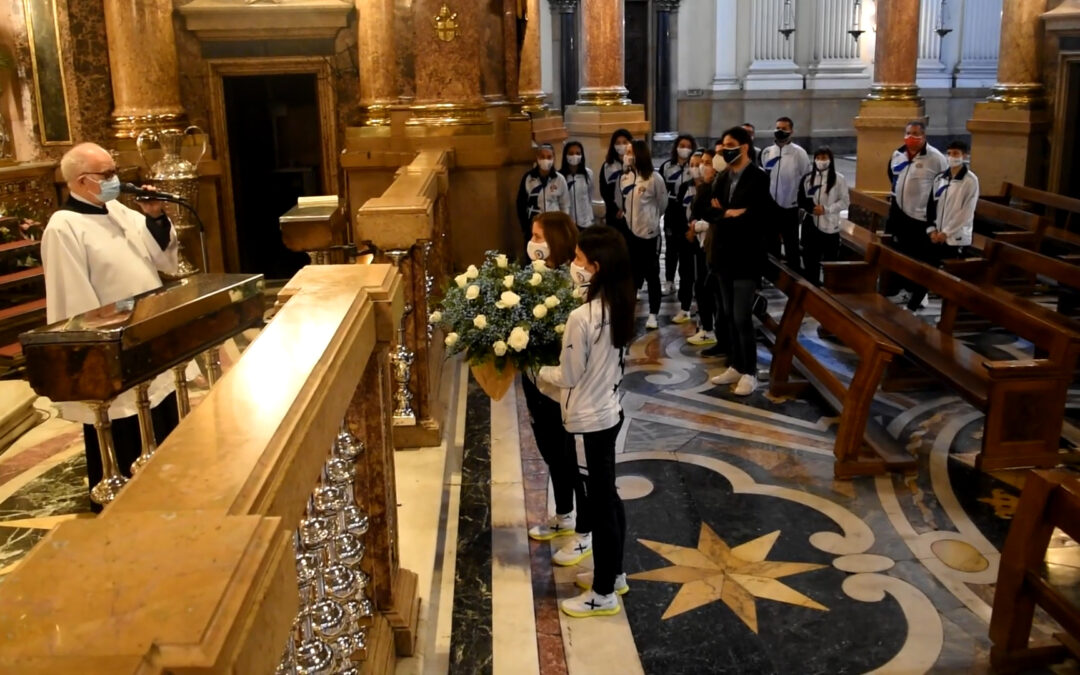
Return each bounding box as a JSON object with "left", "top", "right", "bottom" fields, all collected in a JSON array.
[
  {"left": 976, "top": 199, "right": 1044, "bottom": 236},
  {"left": 847, "top": 189, "right": 890, "bottom": 233},
  {"left": 867, "top": 241, "right": 1079, "bottom": 362},
  {"left": 984, "top": 239, "right": 1080, "bottom": 291}
]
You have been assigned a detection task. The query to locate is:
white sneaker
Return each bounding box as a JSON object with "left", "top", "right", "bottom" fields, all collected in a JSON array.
[
  {"left": 920, "top": 294, "right": 929, "bottom": 308},
  {"left": 552, "top": 533, "right": 593, "bottom": 566},
  {"left": 733, "top": 373, "right": 757, "bottom": 396},
  {"left": 528, "top": 513, "right": 576, "bottom": 541},
  {"left": 672, "top": 310, "right": 692, "bottom": 324},
  {"left": 661, "top": 281, "right": 674, "bottom": 296},
  {"left": 575, "top": 571, "right": 629, "bottom": 596},
  {"left": 687, "top": 330, "right": 717, "bottom": 347},
  {"left": 710, "top": 366, "right": 741, "bottom": 385},
  {"left": 887, "top": 290, "right": 911, "bottom": 304},
  {"left": 645, "top": 314, "right": 659, "bottom": 330},
  {"left": 560, "top": 589, "right": 620, "bottom": 618}
]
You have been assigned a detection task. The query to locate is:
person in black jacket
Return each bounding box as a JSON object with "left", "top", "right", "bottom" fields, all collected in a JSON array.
[{"left": 707, "top": 126, "right": 772, "bottom": 396}]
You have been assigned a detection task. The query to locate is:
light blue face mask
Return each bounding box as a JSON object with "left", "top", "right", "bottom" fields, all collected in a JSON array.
[{"left": 95, "top": 175, "right": 121, "bottom": 202}]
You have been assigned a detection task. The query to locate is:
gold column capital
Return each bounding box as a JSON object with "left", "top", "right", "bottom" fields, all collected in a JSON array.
[
  {"left": 987, "top": 83, "right": 1046, "bottom": 107},
  {"left": 866, "top": 84, "right": 921, "bottom": 102}
]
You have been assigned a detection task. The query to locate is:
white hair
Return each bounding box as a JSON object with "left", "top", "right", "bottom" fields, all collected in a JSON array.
[{"left": 60, "top": 142, "right": 110, "bottom": 183}]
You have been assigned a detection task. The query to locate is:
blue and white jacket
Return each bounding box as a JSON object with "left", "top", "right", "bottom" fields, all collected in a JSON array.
[
  {"left": 515, "top": 166, "right": 570, "bottom": 234},
  {"left": 888, "top": 143, "right": 948, "bottom": 222},
  {"left": 926, "top": 165, "right": 979, "bottom": 247},
  {"left": 620, "top": 169, "right": 668, "bottom": 239},
  {"left": 761, "top": 142, "right": 812, "bottom": 209},
  {"left": 563, "top": 168, "right": 596, "bottom": 228}
]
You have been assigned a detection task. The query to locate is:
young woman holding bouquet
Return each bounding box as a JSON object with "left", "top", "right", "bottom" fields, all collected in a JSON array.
[
  {"left": 540, "top": 225, "right": 635, "bottom": 618},
  {"left": 522, "top": 212, "right": 594, "bottom": 568}
]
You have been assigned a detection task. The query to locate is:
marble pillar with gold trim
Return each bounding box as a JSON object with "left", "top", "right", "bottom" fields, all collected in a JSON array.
[
  {"left": 518, "top": 0, "right": 547, "bottom": 113},
  {"left": 357, "top": 0, "right": 397, "bottom": 126},
  {"left": 103, "top": 0, "right": 186, "bottom": 138},
  {"left": 563, "top": 0, "right": 648, "bottom": 177},
  {"left": 853, "top": 0, "right": 925, "bottom": 195},
  {"left": 967, "top": 0, "right": 1050, "bottom": 194}
]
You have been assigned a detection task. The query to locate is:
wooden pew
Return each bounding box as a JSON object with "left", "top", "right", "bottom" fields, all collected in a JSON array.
[
  {"left": 760, "top": 257, "right": 913, "bottom": 478},
  {"left": 824, "top": 241, "right": 1080, "bottom": 471},
  {"left": 973, "top": 199, "right": 1043, "bottom": 249},
  {"left": 989, "top": 182, "right": 1080, "bottom": 253},
  {"left": 990, "top": 469, "right": 1080, "bottom": 672}
]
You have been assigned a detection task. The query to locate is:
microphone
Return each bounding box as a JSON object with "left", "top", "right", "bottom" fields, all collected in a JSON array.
[{"left": 120, "top": 182, "right": 185, "bottom": 203}]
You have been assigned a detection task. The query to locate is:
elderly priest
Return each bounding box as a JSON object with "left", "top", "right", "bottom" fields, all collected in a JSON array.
[{"left": 41, "top": 142, "right": 191, "bottom": 511}]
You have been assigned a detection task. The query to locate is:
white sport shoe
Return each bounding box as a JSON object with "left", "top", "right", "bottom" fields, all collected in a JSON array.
[
  {"left": 687, "top": 330, "right": 717, "bottom": 347},
  {"left": 575, "top": 571, "right": 629, "bottom": 596},
  {"left": 887, "top": 290, "right": 911, "bottom": 304},
  {"left": 552, "top": 533, "right": 593, "bottom": 566},
  {"left": 661, "top": 281, "right": 674, "bottom": 296},
  {"left": 528, "top": 513, "right": 576, "bottom": 541},
  {"left": 645, "top": 314, "right": 659, "bottom": 330},
  {"left": 672, "top": 310, "right": 692, "bottom": 324},
  {"left": 710, "top": 366, "right": 741, "bottom": 385},
  {"left": 560, "top": 589, "right": 620, "bottom": 618},
  {"left": 733, "top": 373, "right": 757, "bottom": 396}
]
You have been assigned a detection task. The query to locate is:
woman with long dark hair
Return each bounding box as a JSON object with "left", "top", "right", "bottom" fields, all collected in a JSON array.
[
  {"left": 620, "top": 139, "right": 667, "bottom": 330},
  {"left": 599, "top": 129, "right": 633, "bottom": 238},
  {"left": 797, "top": 146, "right": 849, "bottom": 286},
  {"left": 540, "top": 225, "right": 635, "bottom": 618},
  {"left": 560, "top": 141, "right": 596, "bottom": 230},
  {"left": 522, "top": 212, "right": 592, "bottom": 565},
  {"left": 660, "top": 133, "right": 697, "bottom": 298}
]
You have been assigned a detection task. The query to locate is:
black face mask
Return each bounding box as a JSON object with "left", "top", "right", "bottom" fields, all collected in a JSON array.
[
  {"left": 774, "top": 129, "right": 791, "bottom": 142},
  {"left": 721, "top": 148, "right": 742, "bottom": 164}
]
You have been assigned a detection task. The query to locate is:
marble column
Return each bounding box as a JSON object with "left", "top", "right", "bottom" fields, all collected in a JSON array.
[
  {"left": 852, "top": 0, "right": 926, "bottom": 194},
  {"left": 408, "top": 0, "right": 488, "bottom": 125},
  {"left": 519, "top": 0, "right": 547, "bottom": 113},
  {"left": 103, "top": 0, "right": 186, "bottom": 138},
  {"left": 357, "top": 0, "right": 397, "bottom": 126},
  {"left": 654, "top": 0, "right": 679, "bottom": 133},
  {"left": 576, "top": 0, "right": 630, "bottom": 105},
  {"left": 745, "top": 0, "right": 801, "bottom": 91},
  {"left": 967, "top": 0, "right": 1049, "bottom": 193},
  {"left": 711, "top": 0, "right": 740, "bottom": 91},
  {"left": 550, "top": 0, "right": 579, "bottom": 111}
]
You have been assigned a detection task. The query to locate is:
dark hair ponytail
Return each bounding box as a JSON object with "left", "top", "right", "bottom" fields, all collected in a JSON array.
[{"left": 578, "top": 226, "right": 636, "bottom": 350}]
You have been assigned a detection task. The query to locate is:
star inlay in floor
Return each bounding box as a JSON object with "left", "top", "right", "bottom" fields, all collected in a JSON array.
[{"left": 629, "top": 523, "right": 828, "bottom": 632}]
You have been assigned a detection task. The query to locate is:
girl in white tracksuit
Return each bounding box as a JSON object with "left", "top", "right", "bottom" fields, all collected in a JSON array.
[
  {"left": 560, "top": 141, "right": 597, "bottom": 229},
  {"left": 540, "top": 225, "right": 636, "bottom": 618},
  {"left": 797, "top": 146, "right": 850, "bottom": 286},
  {"left": 620, "top": 139, "right": 668, "bottom": 328}
]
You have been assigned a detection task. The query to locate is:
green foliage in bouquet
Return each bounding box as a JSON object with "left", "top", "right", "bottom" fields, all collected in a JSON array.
[{"left": 429, "top": 251, "right": 581, "bottom": 372}]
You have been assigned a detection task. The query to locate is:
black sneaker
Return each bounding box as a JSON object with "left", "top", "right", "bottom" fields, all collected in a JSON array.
[{"left": 701, "top": 345, "right": 727, "bottom": 358}]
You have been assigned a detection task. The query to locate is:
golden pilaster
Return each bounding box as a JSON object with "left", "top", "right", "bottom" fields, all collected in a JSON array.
[
  {"left": 967, "top": 0, "right": 1050, "bottom": 193},
  {"left": 853, "top": 0, "right": 925, "bottom": 194},
  {"left": 103, "top": 0, "right": 186, "bottom": 138},
  {"left": 357, "top": 0, "right": 397, "bottom": 126}
]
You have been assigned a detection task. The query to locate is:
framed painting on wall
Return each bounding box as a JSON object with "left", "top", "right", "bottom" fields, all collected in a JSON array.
[{"left": 23, "top": 0, "right": 72, "bottom": 145}]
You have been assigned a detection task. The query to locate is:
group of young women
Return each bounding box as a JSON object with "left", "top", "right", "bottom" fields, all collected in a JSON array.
[{"left": 512, "top": 124, "right": 852, "bottom": 618}]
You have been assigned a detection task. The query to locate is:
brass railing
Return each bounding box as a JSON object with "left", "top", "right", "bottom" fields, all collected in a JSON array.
[{"left": 0, "top": 264, "right": 419, "bottom": 674}]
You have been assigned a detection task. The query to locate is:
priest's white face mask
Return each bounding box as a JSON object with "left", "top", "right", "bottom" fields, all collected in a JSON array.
[{"left": 82, "top": 169, "right": 121, "bottom": 203}]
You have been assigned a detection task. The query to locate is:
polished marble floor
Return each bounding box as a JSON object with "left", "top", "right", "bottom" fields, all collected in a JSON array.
[{"left": 4, "top": 281, "right": 1080, "bottom": 674}]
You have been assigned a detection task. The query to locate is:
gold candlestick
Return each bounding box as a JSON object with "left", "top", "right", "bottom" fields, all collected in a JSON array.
[
  {"left": 89, "top": 401, "right": 128, "bottom": 506},
  {"left": 129, "top": 382, "right": 158, "bottom": 474},
  {"left": 173, "top": 365, "right": 191, "bottom": 418}
]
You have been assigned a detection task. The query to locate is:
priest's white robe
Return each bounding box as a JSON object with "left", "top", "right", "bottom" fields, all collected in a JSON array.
[{"left": 41, "top": 197, "right": 194, "bottom": 424}]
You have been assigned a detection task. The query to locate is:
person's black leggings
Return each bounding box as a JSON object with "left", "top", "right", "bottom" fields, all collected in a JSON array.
[
  {"left": 82, "top": 391, "right": 179, "bottom": 513},
  {"left": 801, "top": 220, "right": 841, "bottom": 287},
  {"left": 664, "top": 206, "right": 687, "bottom": 284},
  {"left": 582, "top": 416, "right": 625, "bottom": 596},
  {"left": 629, "top": 233, "right": 661, "bottom": 314},
  {"left": 683, "top": 245, "right": 714, "bottom": 331},
  {"left": 521, "top": 375, "right": 590, "bottom": 534},
  {"left": 718, "top": 276, "right": 759, "bottom": 376}
]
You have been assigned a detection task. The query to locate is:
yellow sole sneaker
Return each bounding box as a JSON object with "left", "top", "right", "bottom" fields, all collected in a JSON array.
[
  {"left": 574, "top": 575, "right": 629, "bottom": 596},
  {"left": 527, "top": 527, "right": 577, "bottom": 542}
]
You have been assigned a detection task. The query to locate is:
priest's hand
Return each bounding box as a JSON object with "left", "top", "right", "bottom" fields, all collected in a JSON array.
[{"left": 135, "top": 185, "right": 167, "bottom": 218}]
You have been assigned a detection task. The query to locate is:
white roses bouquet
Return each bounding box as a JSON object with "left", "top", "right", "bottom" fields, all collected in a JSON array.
[{"left": 430, "top": 250, "right": 580, "bottom": 399}]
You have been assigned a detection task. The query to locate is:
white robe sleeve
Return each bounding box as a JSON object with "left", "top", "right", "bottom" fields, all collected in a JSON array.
[{"left": 41, "top": 220, "right": 100, "bottom": 324}]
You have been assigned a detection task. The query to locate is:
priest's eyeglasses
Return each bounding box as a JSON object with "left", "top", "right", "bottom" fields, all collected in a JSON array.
[{"left": 81, "top": 169, "right": 118, "bottom": 180}]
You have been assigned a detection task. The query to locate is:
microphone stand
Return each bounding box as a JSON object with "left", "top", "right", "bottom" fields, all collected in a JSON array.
[{"left": 137, "top": 194, "right": 209, "bottom": 274}]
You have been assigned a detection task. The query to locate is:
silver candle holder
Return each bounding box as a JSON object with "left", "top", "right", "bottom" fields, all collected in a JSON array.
[
  {"left": 89, "top": 400, "right": 127, "bottom": 506},
  {"left": 129, "top": 382, "right": 158, "bottom": 474},
  {"left": 384, "top": 248, "right": 416, "bottom": 425},
  {"left": 421, "top": 240, "right": 435, "bottom": 342}
]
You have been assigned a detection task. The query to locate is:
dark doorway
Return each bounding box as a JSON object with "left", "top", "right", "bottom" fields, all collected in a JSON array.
[
  {"left": 223, "top": 73, "right": 322, "bottom": 280},
  {"left": 1061, "top": 63, "right": 1080, "bottom": 202},
  {"left": 624, "top": 0, "right": 649, "bottom": 108}
]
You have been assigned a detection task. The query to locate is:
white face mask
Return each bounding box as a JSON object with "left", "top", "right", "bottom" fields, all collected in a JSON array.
[
  {"left": 537, "top": 158, "right": 554, "bottom": 171},
  {"left": 527, "top": 240, "right": 550, "bottom": 261},
  {"left": 947, "top": 155, "right": 965, "bottom": 168},
  {"left": 815, "top": 159, "right": 830, "bottom": 172},
  {"left": 570, "top": 262, "right": 593, "bottom": 286},
  {"left": 712, "top": 155, "right": 727, "bottom": 172},
  {"left": 689, "top": 166, "right": 702, "bottom": 179},
  {"left": 677, "top": 147, "right": 693, "bottom": 160},
  {"left": 566, "top": 154, "right": 582, "bottom": 166},
  {"left": 614, "top": 143, "right": 629, "bottom": 157}
]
